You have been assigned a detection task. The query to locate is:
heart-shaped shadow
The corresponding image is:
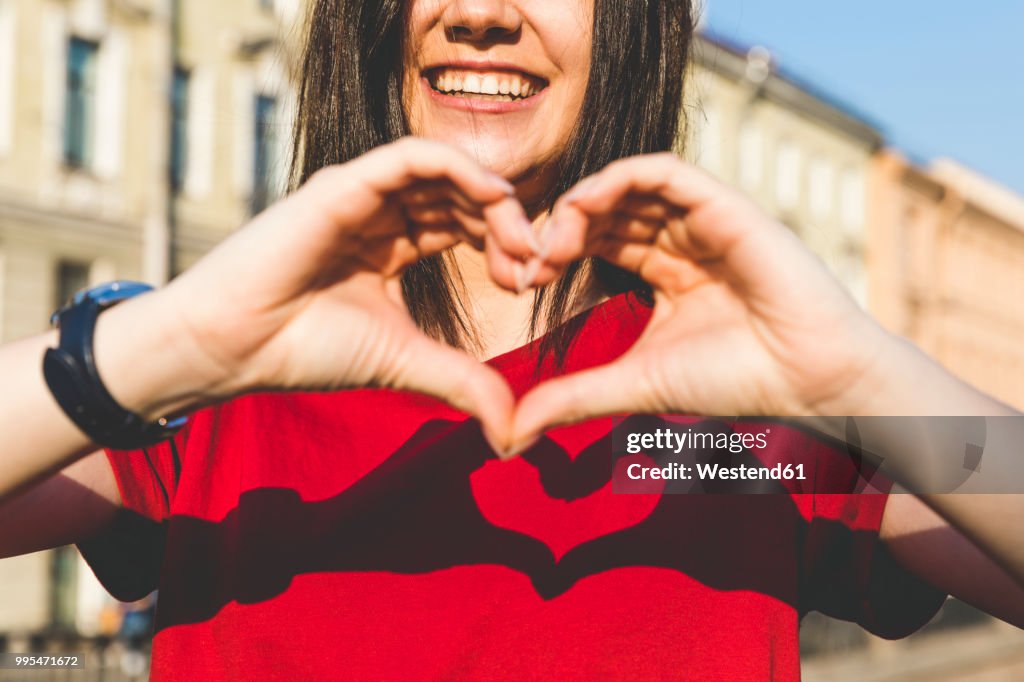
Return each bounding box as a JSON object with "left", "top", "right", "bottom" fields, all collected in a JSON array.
[{"left": 103, "top": 413, "right": 885, "bottom": 634}]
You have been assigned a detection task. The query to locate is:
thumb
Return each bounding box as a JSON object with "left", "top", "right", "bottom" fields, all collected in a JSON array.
[
  {"left": 389, "top": 336, "right": 516, "bottom": 455},
  {"left": 510, "top": 355, "right": 656, "bottom": 459}
]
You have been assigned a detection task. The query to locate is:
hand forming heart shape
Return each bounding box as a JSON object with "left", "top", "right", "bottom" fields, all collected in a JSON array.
[
  {"left": 506, "top": 153, "right": 892, "bottom": 455},
  {"left": 151, "top": 140, "right": 893, "bottom": 460}
]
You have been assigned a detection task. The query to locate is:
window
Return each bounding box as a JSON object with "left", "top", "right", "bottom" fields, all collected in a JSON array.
[
  {"left": 55, "top": 260, "right": 90, "bottom": 311},
  {"left": 808, "top": 156, "right": 835, "bottom": 220},
  {"left": 737, "top": 120, "right": 763, "bottom": 191},
  {"left": 64, "top": 37, "right": 99, "bottom": 168},
  {"left": 0, "top": 0, "right": 15, "bottom": 155},
  {"left": 185, "top": 68, "right": 214, "bottom": 197},
  {"left": 252, "top": 94, "right": 278, "bottom": 214},
  {"left": 697, "top": 102, "right": 721, "bottom": 175},
  {"left": 839, "top": 167, "right": 866, "bottom": 232},
  {"left": 50, "top": 546, "right": 78, "bottom": 630},
  {"left": 171, "top": 66, "right": 189, "bottom": 191},
  {"left": 775, "top": 140, "right": 801, "bottom": 210},
  {"left": 0, "top": 249, "right": 6, "bottom": 341}
]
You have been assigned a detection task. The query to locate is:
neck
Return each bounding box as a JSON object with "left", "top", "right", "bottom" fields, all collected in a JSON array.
[
  {"left": 449, "top": 244, "right": 538, "bottom": 360},
  {"left": 448, "top": 247, "right": 610, "bottom": 361}
]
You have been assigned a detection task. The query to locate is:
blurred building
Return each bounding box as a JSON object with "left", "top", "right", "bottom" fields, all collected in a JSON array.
[
  {"left": 684, "top": 33, "right": 1024, "bottom": 413},
  {"left": 0, "top": 0, "right": 298, "bottom": 642},
  {"left": 682, "top": 33, "right": 883, "bottom": 307},
  {"left": 869, "top": 151, "right": 1024, "bottom": 409},
  {"left": 0, "top": 0, "right": 298, "bottom": 344}
]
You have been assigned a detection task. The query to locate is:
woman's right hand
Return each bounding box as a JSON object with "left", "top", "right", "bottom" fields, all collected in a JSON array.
[{"left": 103, "top": 138, "right": 539, "bottom": 448}]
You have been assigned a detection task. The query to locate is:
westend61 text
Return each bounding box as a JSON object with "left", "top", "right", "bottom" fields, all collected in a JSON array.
[
  {"left": 625, "top": 427, "right": 771, "bottom": 454},
  {"left": 626, "top": 462, "right": 807, "bottom": 481}
]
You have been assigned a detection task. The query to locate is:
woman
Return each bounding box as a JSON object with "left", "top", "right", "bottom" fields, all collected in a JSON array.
[{"left": 2, "top": 0, "right": 1023, "bottom": 679}]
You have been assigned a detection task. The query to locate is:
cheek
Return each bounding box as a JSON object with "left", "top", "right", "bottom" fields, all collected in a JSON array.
[
  {"left": 540, "top": 7, "right": 593, "bottom": 126},
  {"left": 400, "top": 3, "right": 435, "bottom": 127},
  {"left": 552, "top": 51, "right": 591, "bottom": 143}
]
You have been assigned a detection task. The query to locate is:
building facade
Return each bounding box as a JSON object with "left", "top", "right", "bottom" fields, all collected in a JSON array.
[
  {"left": 869, "top": 151, "right": 1024, "bottom": 410},
  {"left": 682, "top": 34, "right": 882, "bottom": 307}
]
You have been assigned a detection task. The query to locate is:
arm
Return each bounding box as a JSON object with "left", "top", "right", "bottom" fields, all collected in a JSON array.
[
  {"left": 0, "top": 451, "right": 121, "bottom": 559},
  {"left": 0, "top": 292, "right": 220, "bottom": 502},
  {"left": 511, "top": 153, "right": 1024, "bottom": 589},
  {"left": 0, "top": 138, "right": 537, "bottom": 557},
  {"left": 797, "top": 338, "right": 1024, "bottom": 586},
  {"left": 882, "top": 491, "right": 1024, "bottom": 628}
]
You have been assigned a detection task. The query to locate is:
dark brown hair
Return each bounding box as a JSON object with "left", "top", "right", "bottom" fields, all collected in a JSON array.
[{"left": 292, "top": 0, "right": 694, "bottom": 362}]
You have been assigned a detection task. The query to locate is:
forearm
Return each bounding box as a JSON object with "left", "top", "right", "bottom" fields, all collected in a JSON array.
[
  {"left": 797, "top": 332, "right": 1024, "bottom": 585},
  {"left": 0, "top": 289, "right": 225, "bottom": 500},
  {"left": 0, "top": 330, "right": 97, "bottom": 496}
]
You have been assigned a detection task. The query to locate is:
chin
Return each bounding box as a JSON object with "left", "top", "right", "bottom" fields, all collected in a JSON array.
[{"left": 435, "top": 130, "right": 532, "bottom": 177}]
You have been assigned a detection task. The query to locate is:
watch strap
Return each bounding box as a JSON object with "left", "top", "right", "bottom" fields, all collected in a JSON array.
[{"left": 43, "top": 283, "right": 187, "bottom": 450}]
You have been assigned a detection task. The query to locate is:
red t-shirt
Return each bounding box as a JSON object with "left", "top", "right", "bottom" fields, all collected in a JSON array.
[{"left": 79, "top": 292, "right": 944, "bottom": 681}]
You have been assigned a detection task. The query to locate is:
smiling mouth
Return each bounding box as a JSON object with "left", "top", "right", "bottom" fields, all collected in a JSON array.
[{"left": 425, "top": 68, "right": 548, "bottom": 103}]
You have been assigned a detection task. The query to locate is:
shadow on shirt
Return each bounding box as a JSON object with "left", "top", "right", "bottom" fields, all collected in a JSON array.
[{"left": 77, "top": 416, "right": 942, "bottom": 638}]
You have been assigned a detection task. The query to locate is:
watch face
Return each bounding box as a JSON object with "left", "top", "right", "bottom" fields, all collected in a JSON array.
[
  {"left": 53, "top": 280, "right": 154, "bottom": 326},
  {"left": 73, "top": 281, "right": 154, "bottom": 309}
]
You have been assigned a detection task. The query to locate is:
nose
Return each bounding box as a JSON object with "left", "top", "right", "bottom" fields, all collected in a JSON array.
[{"left": 442, "top": 0, "right": 522, "bottom": 43}]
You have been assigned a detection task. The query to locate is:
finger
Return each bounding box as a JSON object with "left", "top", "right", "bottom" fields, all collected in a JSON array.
[
  {"left": 358, "top": 137, "right": 517, "bottom": 206},
  {"left": 397, "top": 181, "right": 452, "bottom": 206},
  {"left": 483, "top": 196, "right": 544, "bottom": 260},
  {"left": 405, "top": 223, "right": 464, "bottom": 256},
  {"left": 404, "top": 202, "right": 457, "bottom": 225},
  {"left": 388, "top": 335, "right": 516, "bottom": 454},
  {"left": 447, "top": 206, "right": 489, "bottom": 251},
  {"left": 509, "top": 354, "right": 659, "bottom": 458},
  {"left": 401, "top": 180, "right": 539, "bottom": 261},
  {"left": 484, "top": 232, "right": 534, "bottom": 293},
  {"left": 378, "top": 140, "right": 542, "bottom": 260},
  {"left": 439, "top": 205, "right": 532, "bottom": 293},
  {"left": 616, "top": 195, "right": 675, "bottom": 222},
  {"left": 398, "top": 181, "right": 492, "bottom": 221},
  {"left": 542, "top": 188, "right": 672, "bottom": 265},
  {"left": 305, "top": 143, "right": 514, "bottom": 249},
  {"left": 594, "top": 235, "right": 714, "bottom": 293},
  {"left": 563, "top": 154, "right": 757, "bottom": 258},
  {"left": 601, "top": 212, "right": 663, "bottom": 244},
  {"left": 519, "top": 258, "right": 562, "bottom": 288},
  {"left": 591, "top": 237, "right": 653, "bottom": 273},
  {"left": 352, "top": 214, "right": 478, "bottom": 276},
  {"left": 535, "top": 204, "right": 592, "bottom": 267}
]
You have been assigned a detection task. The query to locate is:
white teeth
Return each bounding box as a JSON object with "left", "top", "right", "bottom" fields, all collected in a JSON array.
[
  {"left": 463, "top": 73, "right": 481, "bottom": 93},
  {"left": 431, "top": 69, "right": 541, "bottom": 99}
]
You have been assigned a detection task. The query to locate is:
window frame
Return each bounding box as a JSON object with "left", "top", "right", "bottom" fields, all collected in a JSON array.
[{"left": 63, "top": 36, "right": 100, "bottom": 170}]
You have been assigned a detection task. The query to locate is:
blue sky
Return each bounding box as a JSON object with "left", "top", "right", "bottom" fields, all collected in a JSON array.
[{"left": 703, "top": 1, "right": 1024, "bottom": 195}]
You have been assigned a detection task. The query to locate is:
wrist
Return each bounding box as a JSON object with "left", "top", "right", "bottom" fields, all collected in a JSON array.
[
  {"left": 92, "top": 288, "right": 239, "bottom": 422},
  {"left": 818, "top": 322, "right": 1014, "bottom": 417}
]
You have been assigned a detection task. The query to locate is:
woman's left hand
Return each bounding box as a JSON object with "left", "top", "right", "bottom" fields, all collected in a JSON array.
[
  {"left": 510, "top": 155, "right": 1024, "bottom": 594},
  {"left": 511, "top": 153, "right": 898, "bottom": 452}
]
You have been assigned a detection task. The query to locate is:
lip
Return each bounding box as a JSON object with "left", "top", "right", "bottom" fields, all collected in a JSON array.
[{"left": 420, "top": 60, "right": 549, "bottom": 114}]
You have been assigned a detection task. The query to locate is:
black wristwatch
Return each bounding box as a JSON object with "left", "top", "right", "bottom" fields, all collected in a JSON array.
[{"left": 43, "top": 281, "right": 188, "bottom": 450}]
